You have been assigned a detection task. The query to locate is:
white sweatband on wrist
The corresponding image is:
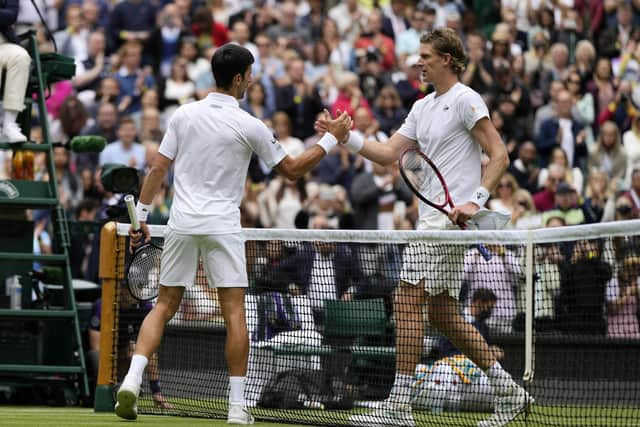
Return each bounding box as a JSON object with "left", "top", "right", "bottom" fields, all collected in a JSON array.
[
  {"left": 316, "top": 132, "right": 338, "bottom": 154},
  {"left": 135, "top": 201, "right": 152, "bottom": 222},
  {"left": 470, "top": 186, "right": 490, "bottom": 207},
  {"left": 344, "top": 131, "right": 364, "bottom": 153}
]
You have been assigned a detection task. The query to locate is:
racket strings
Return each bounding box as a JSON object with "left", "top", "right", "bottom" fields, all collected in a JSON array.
[
  {"left": 127, "top": 245, "right": 163, "bottom": 300},
  {"left": 401, "top": 151, "right": 447, "bottom": 206}
]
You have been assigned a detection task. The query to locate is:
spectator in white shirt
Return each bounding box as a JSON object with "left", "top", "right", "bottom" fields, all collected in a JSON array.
[{"left": 99, "top": 117, "right": 146, "bottom": 171}]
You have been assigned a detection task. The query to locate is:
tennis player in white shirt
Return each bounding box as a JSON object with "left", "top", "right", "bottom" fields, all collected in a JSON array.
[
  {"left": 115, "top": 43, "right": 351, "bottom": 424},
  {"left": 320, "top": 28, "right": 532, "bottom": 427}
]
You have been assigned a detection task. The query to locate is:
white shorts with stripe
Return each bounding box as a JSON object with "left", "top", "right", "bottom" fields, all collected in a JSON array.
[
  {"left": 399, "top": 242, "right": 466, "bottom": 299},
  {"left": 159, "top": 228, "right": 248, "bottom": 288}
]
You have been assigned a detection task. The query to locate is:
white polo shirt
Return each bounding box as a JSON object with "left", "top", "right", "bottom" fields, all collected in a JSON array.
[
  {"left": 159, "top": 92, "right": 287, "bottom": 234},
  {"left": 396, "top": 82, "right": 489, "bottom": 230}
]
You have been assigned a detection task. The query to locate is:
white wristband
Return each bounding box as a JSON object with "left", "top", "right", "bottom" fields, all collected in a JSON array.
[
  {"left": 135, "top": 201, "right": 152, "bottom": 223},
  {"left": 344, "top": 131, "right": 364, "bottom": 153},
  {"left": 470, "top": 186, "right": 490, "bottom": 208},
  {"left": 316, "top": 132, "right": 338, "bottom": 154}
]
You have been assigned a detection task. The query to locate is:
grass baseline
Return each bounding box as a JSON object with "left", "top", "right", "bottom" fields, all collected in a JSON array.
[
  {"left": 134, "top": 396, "right": 640, "bottom": 427},
  {"left": 2, "top": 401, "right": 638, "bottom": 427}
]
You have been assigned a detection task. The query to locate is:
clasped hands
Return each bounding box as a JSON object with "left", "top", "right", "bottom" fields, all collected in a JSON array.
[{"left": 314, "top": 109, "right": 352, "bottom": 143}]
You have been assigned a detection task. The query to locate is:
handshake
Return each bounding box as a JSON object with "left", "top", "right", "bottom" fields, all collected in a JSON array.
[{"left": 314, "top": 109, "right": 352, "bottom": 143}]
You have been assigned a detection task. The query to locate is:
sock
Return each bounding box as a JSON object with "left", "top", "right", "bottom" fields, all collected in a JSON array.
[
  {"left": 486, "top": 361, "right": 514, "bottom": 390},
  {"left": 3, "top": 110, "right": 17, "bottom": 128},
  {"left": 124, "top": 354, "right": 148, "bottom": 386},
  {"left": 388, "top": 373, "right": 413, "bottom": 404},
  {"left": 229, "top": 376, "right": 246, "bottom": 406}
]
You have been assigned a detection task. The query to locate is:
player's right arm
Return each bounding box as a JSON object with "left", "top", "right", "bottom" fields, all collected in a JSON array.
[
  {"left": 315, "top": 109, "right": 417, "bottom": 166},
  {"left": 130, "top": 109, "right": 180, "bottom": 249},
  {"left": 246, "top": 112, "right": 352, "bottom": 181},
  {"left": 356, "top": 132, "right": 416, "bottom": 166}
]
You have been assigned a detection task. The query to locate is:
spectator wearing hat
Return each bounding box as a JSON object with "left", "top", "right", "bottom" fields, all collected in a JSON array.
[
  {"left": 537, "top": 89, "right": 587, "bottom": 168},
  {"left": 395, "top": 54, "right": 429, "bottom": 110},
  {"left": 541, "top": 182, "right": 585, "bottom": 226},
  {"left": 357, "top": 47, "right": 389, "bottom": 104}
]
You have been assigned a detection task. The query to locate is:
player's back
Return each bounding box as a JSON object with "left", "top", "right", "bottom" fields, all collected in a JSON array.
[{"left": 158, "top": 93, "right": 285, "bottom": 235}]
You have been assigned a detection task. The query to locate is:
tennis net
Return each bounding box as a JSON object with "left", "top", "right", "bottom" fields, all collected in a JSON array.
[{"left": 97, "top": 220, "right": 640, "bottom": 426}]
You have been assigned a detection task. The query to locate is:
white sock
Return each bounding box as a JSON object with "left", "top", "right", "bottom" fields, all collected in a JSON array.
[
  {"left": 229, "top": 376, "right": 246, "bottom": 406},
  {"left": 124, "top": 354, "right": 148, "bottom": 386},
  {"left": 3, "top": 110, "right": 17, "bottom": 128},
  {"left": 388, "top": 373, "right": 413, "bottom": 404},
  {"left": 486, "top": 361, "right": 514, "bottom": 390}
]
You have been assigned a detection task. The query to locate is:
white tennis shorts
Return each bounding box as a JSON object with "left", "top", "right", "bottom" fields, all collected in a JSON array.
[
  {"left": 159, "top": 229, "right": 248, "bottom": 288},
  {"left": 399, "top": 242, "right": 466, "bottom": 299}
]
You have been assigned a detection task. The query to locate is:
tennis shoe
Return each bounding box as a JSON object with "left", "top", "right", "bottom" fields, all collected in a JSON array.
[
  {"left": 476, "top": 382, "right": 533, "bottom": 427},
  {"left": 349, "top": 400, "right": 416, "bottom": 427},
  {"left": 227, "top": 404, "right": 255, "bottom": 425},
  {"left": 115, "top": 382, "right": 140, "bottom": 420},
  {"left": 2, "top": 122, "right": 27, "bottom": 143}
]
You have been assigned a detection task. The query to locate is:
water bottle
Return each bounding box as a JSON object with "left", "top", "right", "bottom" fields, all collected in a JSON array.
[{"left": 8, "top": 279, "right": 22, "bottom": 310}]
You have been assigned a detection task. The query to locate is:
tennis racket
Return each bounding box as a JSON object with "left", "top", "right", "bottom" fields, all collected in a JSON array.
[
  {"left": 398, "top": 148, "right": 492, "bottom": 261},
  {"left": 124, "top": 195, "right": 162, "bottom": 301}
]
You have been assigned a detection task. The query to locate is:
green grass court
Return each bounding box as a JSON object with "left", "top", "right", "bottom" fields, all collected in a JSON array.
[{"left": 2, "top": 405, "right": 638, "bottom": 427}]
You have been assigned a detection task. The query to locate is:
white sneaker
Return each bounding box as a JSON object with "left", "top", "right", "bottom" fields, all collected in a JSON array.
[
  {"left": 115, "top": 382, "right": 140, "bottom": 420},
  {"left": 227, "top": 404, "right": 255, "bottom": 425},
  {"left": 349, "top": 400, "right": 416, "bottom": 427},
  {"left": 477, "top": 383, "right": 534, "bottom": 427},
  {"left": 3, "top": 122, "right": 27, "bottom": 143}
]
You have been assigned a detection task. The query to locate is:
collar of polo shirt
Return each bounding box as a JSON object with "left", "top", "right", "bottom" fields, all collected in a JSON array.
[{"left": 208, "top": 92, "right": 240, "bottom": 107}]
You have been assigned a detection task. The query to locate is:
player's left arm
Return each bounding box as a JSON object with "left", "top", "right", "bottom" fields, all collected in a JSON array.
[{"left": 449, "top": 117, "right": 509, "bottom": 224}]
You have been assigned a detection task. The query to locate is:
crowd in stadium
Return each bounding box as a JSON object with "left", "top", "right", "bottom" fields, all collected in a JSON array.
[{"left": 2, "top": 1, "right": 640, "bottom": 334}]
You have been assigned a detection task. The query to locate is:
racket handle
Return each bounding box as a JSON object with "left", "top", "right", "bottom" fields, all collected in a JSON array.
[
  {"left": 124, "top": 194, "right": 140, "bottom": 231},
  {"left": 475, "top": 244, "right": 492, "bottom": 261}
]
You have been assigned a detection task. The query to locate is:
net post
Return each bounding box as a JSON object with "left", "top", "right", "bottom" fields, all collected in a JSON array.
[
  {"left": 95, "top": 221, "right": 118, "bottom": 412},
  {"left": 523, "top": 230, "right": 535, "bottom": 384}
]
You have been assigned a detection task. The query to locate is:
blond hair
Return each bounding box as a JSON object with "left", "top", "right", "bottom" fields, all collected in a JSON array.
[{"left": 420, "top": 28, "right": 467, "bottom": 77}]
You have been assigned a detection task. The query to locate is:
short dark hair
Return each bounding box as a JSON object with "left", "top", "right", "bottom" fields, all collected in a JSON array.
[
  {"left": 211, "top": 44, "right": 254, "bottom": 90},
  {"left": 471, "top": 288, "right": 497, "bottom": 304}
]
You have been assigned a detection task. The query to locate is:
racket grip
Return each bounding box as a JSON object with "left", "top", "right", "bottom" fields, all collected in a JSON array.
[
  {"left": 475, "top": 244, "right": 492, "bottom": 261},
  {"left": 124, "top": 194, "right": 140, "bottom": 231}
]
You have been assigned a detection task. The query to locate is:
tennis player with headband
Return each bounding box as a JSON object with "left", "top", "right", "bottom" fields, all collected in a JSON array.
[
  {"left": 321, "top": 28, "right": 532, "bottom": 427},
  {"left": 115, "top": 43, "right": 352, "bottom": 424}
]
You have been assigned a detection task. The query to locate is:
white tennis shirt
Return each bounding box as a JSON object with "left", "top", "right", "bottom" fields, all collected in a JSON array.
[
  {"left": 159, "top": 92, "right": 287, "bottom": 234},
  {"left": 396, "top": 82, "right": 489, "bottom": 230}
]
